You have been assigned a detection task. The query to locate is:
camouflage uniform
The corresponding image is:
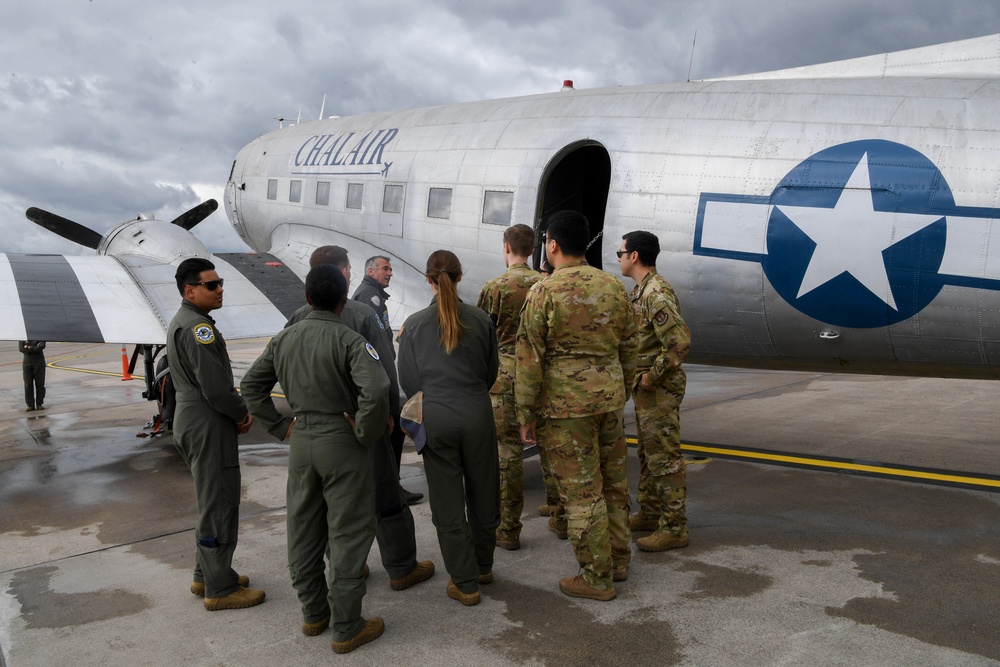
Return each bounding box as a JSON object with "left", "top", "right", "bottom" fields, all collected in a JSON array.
[
  {"left": 631, "top": 270, "right": 691, "bottom": 536},
  {"left": 476, "top": 262, "right": 542, "bottom": 542},
  {"left": 515, "top": 259, "right": 637, "bottom": 589}
]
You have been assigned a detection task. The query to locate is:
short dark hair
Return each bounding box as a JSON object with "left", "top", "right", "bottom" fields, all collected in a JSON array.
[
  {"left": 175, "top": 257, "right": 215, "bottom": 295},
  {"left": 503, "top": 224, "right": 534, "bottom": 257},
  {"left": 545, "top": 211, "right": 589, "bottom": 258},
  {"left": 622, "top": 230, "right": 660, "bottom": 267},
  {"left": 305, "top": 264, "right": 348, "bottom": 311},
  {"left": 310, "top": 245, "right": 349, "bottom": 269}
]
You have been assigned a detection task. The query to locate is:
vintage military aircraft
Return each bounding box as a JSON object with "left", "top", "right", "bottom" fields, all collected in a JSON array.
[{"left": 4, "top": 33, "right": 1000, "bottom": 397}]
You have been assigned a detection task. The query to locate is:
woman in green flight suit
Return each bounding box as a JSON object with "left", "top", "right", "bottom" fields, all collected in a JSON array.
[{"left": 397, "top": 250, "right": 500, "bottom": 606}]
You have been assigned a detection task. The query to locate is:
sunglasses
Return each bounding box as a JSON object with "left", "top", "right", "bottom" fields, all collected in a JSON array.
[
  {"left": 189, "top": 279, "right": 224, "bottom": 290},
  {"left": 615, "top": 250, "right": 631, "bottom": 258}
]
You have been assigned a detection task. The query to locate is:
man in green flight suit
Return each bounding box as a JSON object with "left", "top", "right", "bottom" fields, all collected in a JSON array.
[
  {"left": 18, "top": 340, "right": 46, "bottom": 411},
  {"left": 285, "top": 246, "right": 434, "bottom": 593},
  {"left": 166, "top": 258, "right": 264, "bottom": 611},
  {"left": 242, "top": 265, "right": 390, "bottom": 654},
  {"left": 516, "top": 211, "right": 638, "bottom": 601},
  {"left": 618, "top": 230, "right": 692, "bottom": 551}
]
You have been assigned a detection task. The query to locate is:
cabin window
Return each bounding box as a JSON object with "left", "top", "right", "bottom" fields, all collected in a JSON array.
[
  {"left": 289, "top": 180, "right": 302, "bottom": 203},
  {"left": 428, "top": 188, "right": 452, "bottom": 219},
  {"left": 483, "top": 190, "right": 514, "bottom": 226},
  {"left": 316, "top": 181, "right": 330, "bottom": 206},
  {"left": 383, "top": 184, "right": 404, "bottom": 214},
  {"left": 347, "top": 183, "right": 364, "bottom": 210},
  {"left": 267, "top": 179, "right": 278, "bottom": 200}
]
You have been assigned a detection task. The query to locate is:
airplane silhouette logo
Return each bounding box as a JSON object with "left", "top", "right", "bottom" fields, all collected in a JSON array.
[{"left": 694, "top": 140, "right": 1000, "bottom": 328}]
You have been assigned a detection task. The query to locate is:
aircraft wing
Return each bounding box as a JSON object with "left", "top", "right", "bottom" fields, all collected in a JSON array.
[{"left": 0, "top": 252, "right": 304, "bottom": 345}]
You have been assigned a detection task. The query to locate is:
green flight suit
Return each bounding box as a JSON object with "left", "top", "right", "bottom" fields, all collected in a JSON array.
[
  {"left": 515, "top": 259, "right": 638, "bottom": 589},
  {"left": 397, "top": 298, "right": 499, "bottom": 594},
  {"left": 286, "top": 300, "right": 418, "bottom": 579},
  {"left": 242, "top": 310, "right": 389, "bottom": 642},
  {"left": 19, "top": 340, "right": 46, "bottom": 409},
  {"left": 166, "top": 300, "right": 250, "bottom": 599}
]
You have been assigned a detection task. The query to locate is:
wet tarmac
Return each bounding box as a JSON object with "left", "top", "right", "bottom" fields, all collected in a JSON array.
[{"left": 1, "top": 342, "right": 998, "bottom": 666}]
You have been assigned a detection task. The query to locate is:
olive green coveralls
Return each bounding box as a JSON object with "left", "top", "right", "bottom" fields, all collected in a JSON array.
[{"left": 242, "top": 310, "right": 389, "bottom": 642}]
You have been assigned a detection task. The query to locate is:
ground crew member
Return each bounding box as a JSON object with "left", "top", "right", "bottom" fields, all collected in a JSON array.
[
  {"left": 397, "top": 250, "right": 500, "bottom": 606},
  {"left": 516, "top": 211, "right": 638, "bottom": 601},
  {"left": 19, "top": 340, "right": 46, "bottom": 411},
  {"left": 242, "top": 265, "right": 389, "bottom": 654},
  {"left": 618, "top": 231, "right": 692, "bottom": 551},
  {"left": 166, "top": 258, "right": 263, "bottom": 611},
  {"left": 286, "top": 246, "right": 434, "bottom": 591},
  {"left": 353, "top": 254, "right": 423, "bottom": 505},
  {"left": 476, "top": 224, "right": 542, "bottom": 551}
]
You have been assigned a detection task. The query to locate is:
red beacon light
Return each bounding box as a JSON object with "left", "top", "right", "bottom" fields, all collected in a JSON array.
[{"left": 561, "top": 80, "right": 574, "bottom": 91}]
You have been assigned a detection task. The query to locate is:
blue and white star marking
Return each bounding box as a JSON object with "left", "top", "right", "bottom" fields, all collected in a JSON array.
[{"left": 694, "top": 140, "right": 1000, "bottom": 328}]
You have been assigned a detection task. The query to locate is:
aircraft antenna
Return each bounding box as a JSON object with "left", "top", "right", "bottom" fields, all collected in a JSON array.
[
  {"left": 296, "top": 108, "right": 302, "bottom": 125},
  {"left": 319, "top": 94, "right": 327, "bottom": 120},
  {"left": 687, "top": 29, "right": 697, "bottom": 82}
]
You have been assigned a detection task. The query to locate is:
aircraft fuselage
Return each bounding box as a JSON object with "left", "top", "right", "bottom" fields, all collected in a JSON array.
[{"left": 226, "top": 75, "right": 1000, "bottom": 379}]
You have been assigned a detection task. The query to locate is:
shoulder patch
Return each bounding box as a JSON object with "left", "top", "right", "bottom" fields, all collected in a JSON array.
[
  {"left": 372, "top": 312, "right": 385, "bottom": 330},
  {"left": 193, "top": 323, "right": 215, "bottom": 344},
  {"left": 654, "top": 310, "right": 670, "bottom": 325},
  {"left": 365, "top": 342, "right": 380, "bottom": 361},
  {"left": 371, "top": 295, "right": 381, "bottom": 307}
]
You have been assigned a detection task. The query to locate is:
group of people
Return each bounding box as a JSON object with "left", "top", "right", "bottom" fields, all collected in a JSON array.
[{"left": 166, "top": 209, "right": 690, "bottom": 655}]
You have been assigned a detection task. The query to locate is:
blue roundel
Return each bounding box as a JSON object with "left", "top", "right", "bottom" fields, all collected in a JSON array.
[{"left": 762, "top": 140, "right": 948, "bottom": 328}]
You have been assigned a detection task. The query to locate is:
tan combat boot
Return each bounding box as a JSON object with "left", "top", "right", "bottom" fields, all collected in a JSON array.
[
  {"left": 389, "top": 560, "right": 435, "bottom": 590},
  {"left": 203, "top": 586, "right": 266, "bottom": 611},
  {"left": 636, "top": 529, "right": 689, "bottom": 552},
  {"left": 331, "top": 616, "right": 384, "bottom": 654},
  {"left": 558, "top": 575, "right": 616, "bottom": 601},
  {"left": 628, "top": 511, "right": 659, "bottom": 532}
]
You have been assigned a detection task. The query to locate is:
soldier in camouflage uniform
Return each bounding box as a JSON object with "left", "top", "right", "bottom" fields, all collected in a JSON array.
[
  {"left": 618, "top": 231, "right": 692, "bottom": 552},
  {"left": 476, "top": 224, "right": 543, "bottom": 550},
  {"left": 515, "top": 211, "right": 637, "bottom": 601}
]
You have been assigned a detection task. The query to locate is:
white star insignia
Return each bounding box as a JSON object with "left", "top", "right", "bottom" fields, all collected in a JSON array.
[{"left": 775, "top": 153, "right": 943, "bottom": 310}]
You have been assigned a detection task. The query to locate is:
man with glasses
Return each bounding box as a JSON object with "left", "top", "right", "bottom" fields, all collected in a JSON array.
[
  {"left": 167, "top": 257, "right": 265, "bottom": 611},
  {"left": 617, "top": 231, "right": 692, "bottom": 552}
]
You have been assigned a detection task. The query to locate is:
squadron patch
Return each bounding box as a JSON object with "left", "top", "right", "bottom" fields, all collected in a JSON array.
[
  {"left": 365, "top": 343, "right": 380, "bottom": 361},
  {"left": 193, "top": 323, "right": 215, "bottom": 344},
  {"left": 654, "top": 310, "right": 669, "bottom": 326}
]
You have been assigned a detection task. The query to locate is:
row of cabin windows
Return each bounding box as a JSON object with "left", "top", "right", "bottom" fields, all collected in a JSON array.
[{"left": 266, "top": 179, "right": 514, "bottom": 226}]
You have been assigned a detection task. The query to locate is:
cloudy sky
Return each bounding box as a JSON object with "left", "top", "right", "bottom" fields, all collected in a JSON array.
[{"left": 1, "top": 0, "right": 998, "bottom": 255}]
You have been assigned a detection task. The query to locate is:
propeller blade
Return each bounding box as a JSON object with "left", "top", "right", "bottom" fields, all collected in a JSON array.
[
  {"left": 169, "top": 199, "right": 218, "bottom": 230},
  {"left": 25, "top": 207, "right": 103, "bottom": 250}
]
